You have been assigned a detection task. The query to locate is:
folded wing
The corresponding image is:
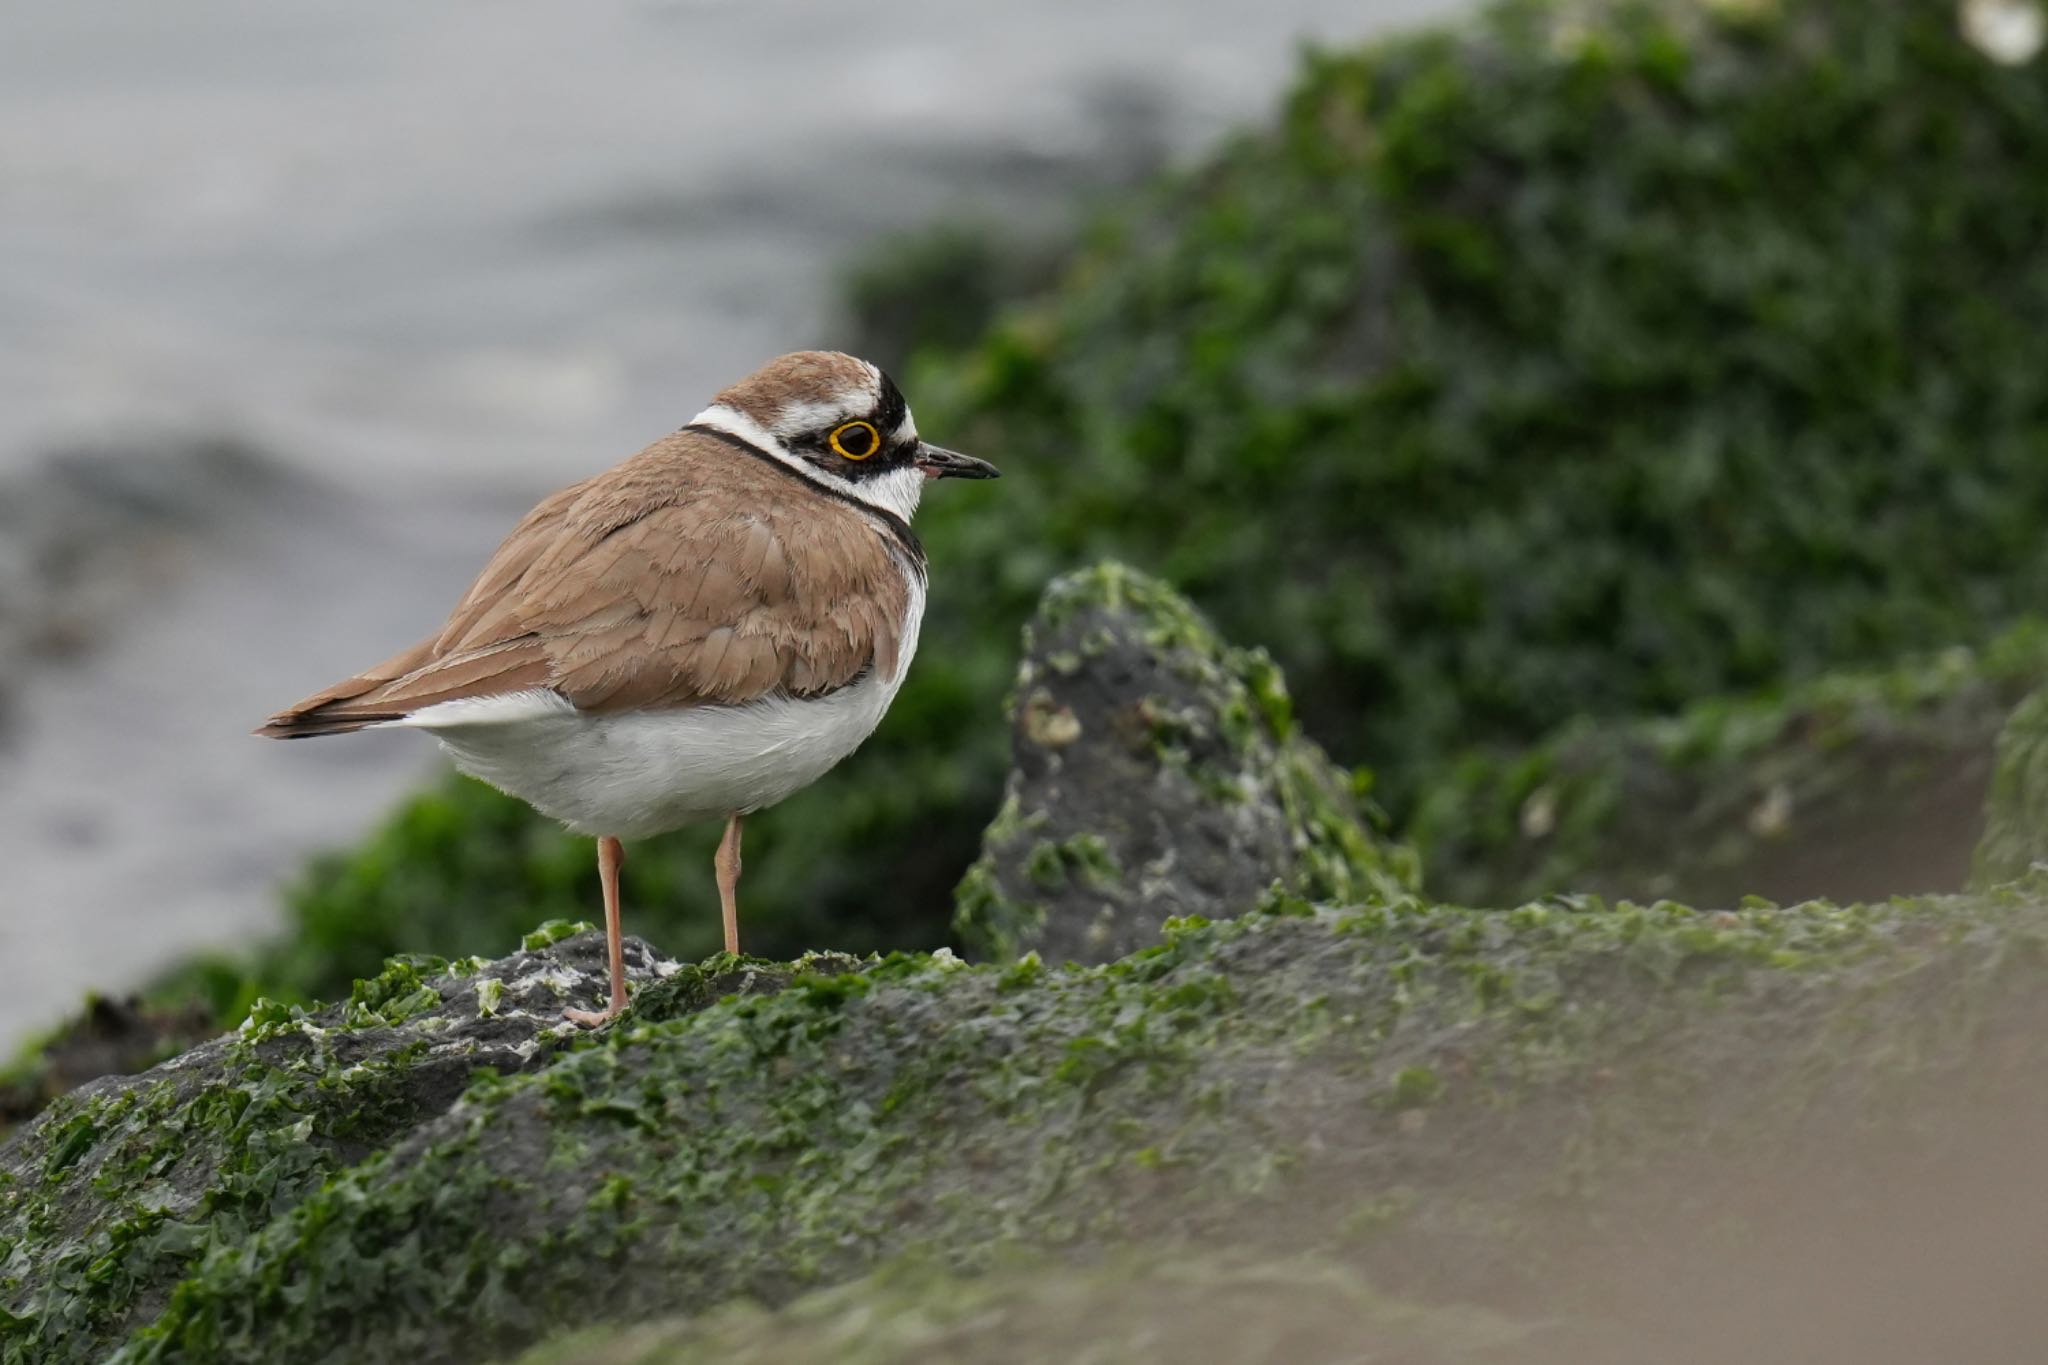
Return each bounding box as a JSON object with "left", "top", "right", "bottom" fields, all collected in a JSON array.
[{"left": 257, "top": 433, "right": 911, "bottom": 738}]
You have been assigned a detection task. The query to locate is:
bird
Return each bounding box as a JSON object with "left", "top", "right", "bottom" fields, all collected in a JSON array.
[{"left": 257, "top": 351, "right": 999, "bottom": 1025}]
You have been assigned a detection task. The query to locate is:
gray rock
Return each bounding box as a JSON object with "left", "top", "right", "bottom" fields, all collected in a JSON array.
[
  {"left": 952, "top": 561, "right": 1417, "bottom": 963},
  {"left": 0, "top": 925, "right": 689, "bottom": 1360}
]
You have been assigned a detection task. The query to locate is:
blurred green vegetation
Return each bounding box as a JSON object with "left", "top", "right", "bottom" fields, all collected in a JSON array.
[
  {"left": 911, "top": 0, "right": 2048, "bottom": 809},
  {"left": 1972, "top": 678, "right": 2048, "bottom": 888},
  {"left": 156, "top": 0, "right": 2048, "bottom": 1013},
  {"left": 1411, "top": 619, "right": 2048, "bottom": 908},
  {"left": 839, "top": 221, "right": 1073, "bottom": 379}
]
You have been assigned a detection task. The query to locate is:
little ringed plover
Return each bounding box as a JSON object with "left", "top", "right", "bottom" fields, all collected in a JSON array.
[{"left": 258, "top": 350, "right": 998, "bottom": 1025}]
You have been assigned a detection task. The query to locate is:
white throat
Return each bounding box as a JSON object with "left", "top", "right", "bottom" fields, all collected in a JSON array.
[{"left": 690, "top": 402, "right": 925, "bottom": 524}]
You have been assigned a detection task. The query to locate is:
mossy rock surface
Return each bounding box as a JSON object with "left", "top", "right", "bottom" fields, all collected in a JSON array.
[
  {"left": 955, "top": 562, "right": 1416, "bottom": 962},
  {"left": 8, "top": 883, "right": 2048, "bottom": 1362},
  {"left": 1411, "top": 621, "right": 2048, "bottom": 907},
  {"left": 0, "top": 927, "right": 840, "bottom": 1363}
]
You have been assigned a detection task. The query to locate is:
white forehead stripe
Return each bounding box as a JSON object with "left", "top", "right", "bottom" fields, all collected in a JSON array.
[
  {"left": 769, "top": 397, "right": 867, "bottom": 442},
  {"left": 757, "top": 363, "right": 886, "bottom": 443}
]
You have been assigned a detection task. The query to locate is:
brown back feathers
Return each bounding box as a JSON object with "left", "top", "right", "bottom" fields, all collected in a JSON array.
[{"left": 258, "top": 427, "right": 917, "bottom": 738}]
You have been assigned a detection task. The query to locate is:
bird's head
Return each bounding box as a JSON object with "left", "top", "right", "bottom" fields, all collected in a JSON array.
[{"left": 691, "top": 351, "right": 998, "bottom": 521}]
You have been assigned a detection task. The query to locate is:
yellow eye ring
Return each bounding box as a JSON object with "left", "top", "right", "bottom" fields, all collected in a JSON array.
[{"left": 829, "top": 420, "right": 881, "bottom": 460}]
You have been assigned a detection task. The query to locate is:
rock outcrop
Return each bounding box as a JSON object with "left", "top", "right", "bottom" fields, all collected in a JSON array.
[
  {"left": 0, "top": 925, "right": 702, "bottom": 1362},
  {"left": 953, "top": 563, "right": 1417, "bottom": 963},
  {"left": 6, "top": 887, "right": 2047, "bottom": 1365}
]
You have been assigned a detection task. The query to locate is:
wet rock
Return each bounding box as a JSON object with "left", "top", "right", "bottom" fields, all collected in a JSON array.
[
  {"left": 952, "top": 562, "right": 1418, "bottom": 964},
  {"left": 0, "top": 924, "right": 700, "bottom": 1361}
]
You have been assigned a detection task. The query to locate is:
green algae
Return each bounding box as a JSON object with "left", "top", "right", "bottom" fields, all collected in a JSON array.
[
  {"left": 0, "top": 998, "right": 216, "bottom": 1144},
  {"left": 35, "top": 881, "right": 2046, "bottom": 1364},
  {"left": 1022, "top": 834, "right": 1121, "bottom": 892},
  {"left": 0, "top": 1030, "right": 440, "bottom": 1364},
  {"left": 523, "top": 920, "right": 597, "bottom": 952},
  {"left": 341, "top": 954, "right": 453, "bottom": 1029},
  {"left": 0, "top": 932, "right": 689, "bottom": 1365},
  {"left": 19, "top": 1, "right": 2048, "bottom": 1352},
  {"left": 883, "top": 0, "right": 2048, "bottom": 841},
  {"left": 950, "top": 861, "right": 1039, "bottom": 962}
]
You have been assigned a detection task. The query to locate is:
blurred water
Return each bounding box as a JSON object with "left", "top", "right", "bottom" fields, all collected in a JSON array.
[{"left": 0, "top": 0, "right": 1463, "bottom": 1049}]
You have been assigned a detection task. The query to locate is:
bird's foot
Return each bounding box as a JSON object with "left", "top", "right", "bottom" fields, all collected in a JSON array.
[{"left": 563, "top": 1001, "right": 624, "bottom": 1028}]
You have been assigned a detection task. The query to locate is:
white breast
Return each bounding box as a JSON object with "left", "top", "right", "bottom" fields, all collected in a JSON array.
[{"left": 398, "top": 577, "right": 925, "bottom": 840}]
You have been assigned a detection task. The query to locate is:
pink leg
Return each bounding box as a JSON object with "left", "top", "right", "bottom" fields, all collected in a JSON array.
[
  {"left": 715, "top": 813, "right": 744, "bottom": 955},
  {"left": 565, "top": 835, "right": 628, "bottom": 1026}
]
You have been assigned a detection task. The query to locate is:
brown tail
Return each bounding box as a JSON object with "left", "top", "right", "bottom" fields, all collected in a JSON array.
[
  {"left": 254, "top": 632, "right": 558, "bottom": 739},
  {"left": 254, "top": 706, "right": 406, "bottom": 739},
  {"left": 254, "top": 637, "right": 440, "bottom": 740}
]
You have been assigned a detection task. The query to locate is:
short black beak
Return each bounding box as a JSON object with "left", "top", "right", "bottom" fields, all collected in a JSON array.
[{"left": 914, "top": 443, "right": 1001, "bottom": 480}]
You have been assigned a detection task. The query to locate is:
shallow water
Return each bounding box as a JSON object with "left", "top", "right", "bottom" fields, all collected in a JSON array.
[{"left": 0, "top": 0, "right": 1464, "bottom": 1049}]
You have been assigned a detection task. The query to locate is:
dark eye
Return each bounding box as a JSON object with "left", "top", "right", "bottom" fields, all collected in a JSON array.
[{"left": 829, "top": 420, "right": 879, "bottom": 460}]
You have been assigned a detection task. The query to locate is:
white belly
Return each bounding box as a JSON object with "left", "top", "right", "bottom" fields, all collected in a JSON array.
[{"left": 396, "top": 598, "right": 922, "bottom": 840}]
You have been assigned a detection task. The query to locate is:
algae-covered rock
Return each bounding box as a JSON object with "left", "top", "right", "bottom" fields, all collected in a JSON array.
[
  {"left": 1971, "top": 683, "right": 2048, "bottom": 888},
  {"left": 953, "top": 563, "right": 1416, "bottom": 962},
  {"left": 8, "top": 883, "right": 2048, "bottom": 1363},
  {"left": 0, "top": 925, "right": 678, "bottom": 1361},
  {"left": 1410, "top": 623, "right": 2048, "bottom": 908}
]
